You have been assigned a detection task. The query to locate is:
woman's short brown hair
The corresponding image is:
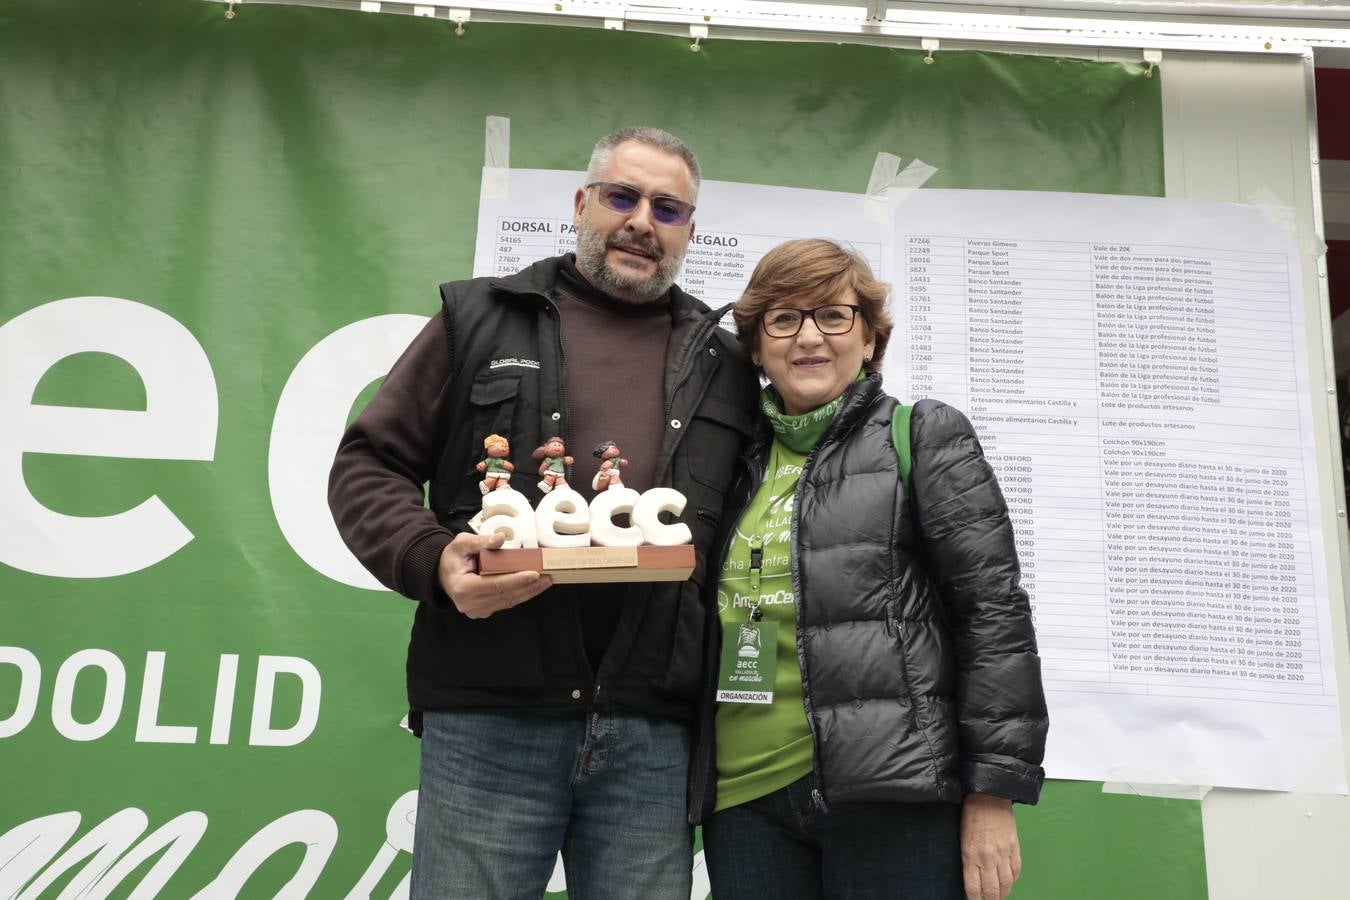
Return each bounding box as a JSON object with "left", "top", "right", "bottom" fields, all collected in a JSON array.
[{"left": 732, "top": 238, "right": 893, "bottom": 373}]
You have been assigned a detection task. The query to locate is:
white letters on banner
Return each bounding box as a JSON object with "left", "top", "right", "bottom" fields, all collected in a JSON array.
[
  {"left": 0, "top": 794, "right": 715, "bottom": 900},
  {"left": 192, "top": 810, "right": 337, "bottom": 899},
  {"left": 268, "top": 313, "right": 428, "bottom": 592},
  {"left": 0, "top": 647, "right": 319, "bottom": 747},
  {"left": 51, "top": 649, "right": 126, "bottom": 742},
  {"left": 0, "top": 646, "right": 41, "bottom": 739},
  {"left": 0, "top": 299, "right": 698, "bottom": 588},
  {"left": 3, "top": 808, "right": 204, "bottom": 900},
  {"left": 136, "top": 650, "right": 198, "bottom": 744},
  {"left": 249, "top": 655, "right": 323, "bottom": 748},
  {"left": 209, "top": 653, "right": 239, "bottom": 746},
  {"left": 0, "top": 297, "right": 218, "bottom": 578},
  {"left": 0, "top": 300, "right": 424, "bottom": 591}
]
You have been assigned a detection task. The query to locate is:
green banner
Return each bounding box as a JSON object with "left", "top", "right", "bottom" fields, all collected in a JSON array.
[{"left": 0, "top": 1, "right": 1198, "bottom": 896}]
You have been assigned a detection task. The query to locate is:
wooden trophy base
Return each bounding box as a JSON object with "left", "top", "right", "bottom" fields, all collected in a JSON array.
[{"left": 480, "top": 544, "right": 696, "bottom": 583}]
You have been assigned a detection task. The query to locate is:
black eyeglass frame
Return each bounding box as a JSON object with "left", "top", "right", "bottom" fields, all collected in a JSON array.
[
  {"left": 584, "top": 181, "right": 696, "bottom": 226},
  {"left": 758, "top": 304, "right": 863, "bottom": 338}
]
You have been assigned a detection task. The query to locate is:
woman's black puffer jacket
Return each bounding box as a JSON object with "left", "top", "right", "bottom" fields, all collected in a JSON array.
[{"left": 690, "top": 374, "right": 1047, "bottom": 821}]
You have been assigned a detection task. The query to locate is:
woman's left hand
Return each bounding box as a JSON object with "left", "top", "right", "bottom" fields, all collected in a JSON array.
[{"left": 960, "top": 793, "right": 1021, "bottom": 900}]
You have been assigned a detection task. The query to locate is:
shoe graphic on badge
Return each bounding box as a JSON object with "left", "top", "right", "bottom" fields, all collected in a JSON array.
[{"left": 737, "top": 624, "right": 761, "bottom": 659}]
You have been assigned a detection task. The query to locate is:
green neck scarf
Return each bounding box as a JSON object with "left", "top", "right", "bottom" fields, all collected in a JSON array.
[{"left": 760, "top": 387, "right": 844, "bottom": 454}]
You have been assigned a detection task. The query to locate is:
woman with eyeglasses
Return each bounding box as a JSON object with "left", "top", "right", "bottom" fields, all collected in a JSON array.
[{"left": 692, "top": 239, "right": 1048, "bottom": 900}]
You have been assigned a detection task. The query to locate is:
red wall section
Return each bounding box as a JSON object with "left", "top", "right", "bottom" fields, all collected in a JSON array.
[
  {"left": 1316, "top": 71, "right": 1348, "bottom": 324},
  {"left": 1316, "top": 68, "right": 1350, "bottom": 161},
  {"left": 1330, "top": 240, "right": 1350, "bottom": 319}
]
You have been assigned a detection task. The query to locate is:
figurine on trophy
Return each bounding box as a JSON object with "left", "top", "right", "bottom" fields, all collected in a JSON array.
[
  {"left": 476, "top": 434, "right": 514, "bottom": 494},
  {"left": 591, "top": 440, "right": 628, "bottom": 491},
  {"left": 532, "top": 436, "right": 574, "bottom": 493}
]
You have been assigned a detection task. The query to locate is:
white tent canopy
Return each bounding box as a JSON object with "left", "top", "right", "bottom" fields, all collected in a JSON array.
[{"left": 208, "top": 0, "right": 1350, "bottom": 57}]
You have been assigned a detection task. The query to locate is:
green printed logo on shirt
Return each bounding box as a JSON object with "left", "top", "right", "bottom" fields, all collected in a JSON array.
[{"left": 717, "top": 620, "right": 779, "bottom": 703}]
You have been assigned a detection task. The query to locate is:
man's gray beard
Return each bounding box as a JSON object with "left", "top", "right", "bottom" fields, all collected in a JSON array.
[{"left": 575, "top": 223, "right": 683, "bottom": 304}]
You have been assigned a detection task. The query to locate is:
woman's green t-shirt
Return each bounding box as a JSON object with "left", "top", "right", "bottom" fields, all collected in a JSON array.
[{"left": 713, "top": 390, "right": 841, "bottom": 812}]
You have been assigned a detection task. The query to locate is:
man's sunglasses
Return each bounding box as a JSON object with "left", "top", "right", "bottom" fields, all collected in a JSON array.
[{"left": 586, "top": 182, "right": 696, "bottom": 226}]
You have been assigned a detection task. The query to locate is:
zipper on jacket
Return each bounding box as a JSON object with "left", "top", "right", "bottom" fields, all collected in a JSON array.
[
  {"left": 663, "top": 315, "right": 723, "bottom": 422},
  {"left": 791, "top": 428, "right": 831, "bottom": 809},
  {"left": 785, "top": 378, "right": 879, "bottom": 810},
  {"left": 543, "top": 295, "right": 597, "bottom": 702},
  {"left": 543, "top": 297, "right": 573, "bottom": 481}
]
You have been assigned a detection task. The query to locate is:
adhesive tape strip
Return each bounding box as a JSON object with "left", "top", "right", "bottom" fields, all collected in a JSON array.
[
  {"left": 1245, "top": 185, "right": 1327, "bottom": 259},
  {"left": 866, "top": 152, "right": 902, "bottom": 196},
  {"left": 1292, "top": 744, "right": 1349, "bottom": 797},
  {"left": 864, "top": 152, "right": 938, "bottom": 224},
  {"left": 863, "top": 152, "right": 900, "bottom": 224},
  {"left": 483, "top": 115, "right": 511, "bottom": 199},
  {"left": 1101, "top": 768, "right": 1212, "bottom": 801}
]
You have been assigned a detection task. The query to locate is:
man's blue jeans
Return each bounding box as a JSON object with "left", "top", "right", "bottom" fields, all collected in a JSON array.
[
  {"left": 410, "top": 709, "right": 693, "bottom": 899},
  {"left": 702, "top": 773, "right": 962, "bottom": 900}
]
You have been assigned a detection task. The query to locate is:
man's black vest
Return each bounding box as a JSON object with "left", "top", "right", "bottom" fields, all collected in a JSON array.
[{"left": 406, "top": 257, "right": 758, "bottom": 725}]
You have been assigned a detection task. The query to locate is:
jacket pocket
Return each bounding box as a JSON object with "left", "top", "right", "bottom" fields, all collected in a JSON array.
[
  {"left": 885, "top": 608, "right": 957, "bottom": 784},
  {"left": 683, "top": 396, "right": 753, "bottom": 493},
  {"left": 467, "top": 374, "right": 522, "bottom": 470},
  {"left": 658, "top": 552, "right": 708, "bottom": 699}
]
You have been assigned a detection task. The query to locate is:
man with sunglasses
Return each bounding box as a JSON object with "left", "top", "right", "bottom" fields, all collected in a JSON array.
[{"left": 330, "top": 127, "right": 758, "bottom": 898}]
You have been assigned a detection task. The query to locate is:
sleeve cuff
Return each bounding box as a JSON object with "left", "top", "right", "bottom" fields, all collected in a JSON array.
[
  {"left": 400, "top": 531, "right": 455, "bottom": 606},
  {"left": 962, "top": 759, "right": 1046, "bottom": 805}
]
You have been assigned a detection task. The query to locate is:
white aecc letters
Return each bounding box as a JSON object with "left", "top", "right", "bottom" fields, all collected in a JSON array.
[{"left": 476, "top": 486, "right": 692, "bottom": 549}]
